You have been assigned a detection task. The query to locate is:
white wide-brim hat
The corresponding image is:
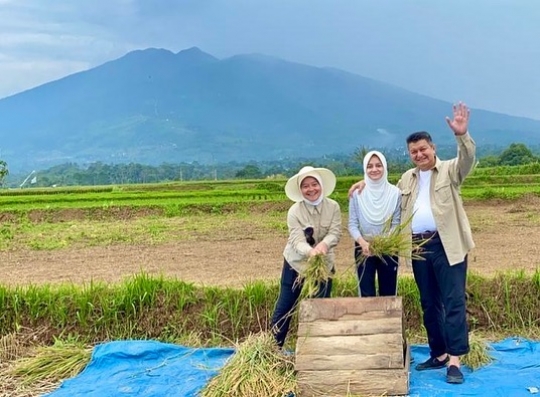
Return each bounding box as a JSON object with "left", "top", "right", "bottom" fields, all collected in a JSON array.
[{"left": 285, "top": 166, "right": 337, "bottom": 202}]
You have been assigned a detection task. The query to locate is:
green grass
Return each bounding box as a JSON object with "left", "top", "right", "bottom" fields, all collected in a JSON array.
[
  {"left": 1, "top": 271, "right": 539, "bottom": 395},
  {"left": 0, "top": 212, "right": 289, "bottom": 250},
  {"left": 1, "top": 168, "right": 539, "bottom": 393},
  {"left": 0, "top": 271, "right": 539, "bottom": 347},
  {"left": 2, "top": 171, "right": 540, "bottom": 215}
]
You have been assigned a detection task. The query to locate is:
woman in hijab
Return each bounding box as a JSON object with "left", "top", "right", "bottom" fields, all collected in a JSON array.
[
  {"left": 348, "top": 151, "right": 401, "bottom": 297},
  {"left": 270, "top": 166, "right": 342, "bottom": 348}
]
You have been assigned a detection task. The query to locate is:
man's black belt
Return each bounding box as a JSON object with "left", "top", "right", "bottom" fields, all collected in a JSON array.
[{"left": 412, "top": 231, "right": 438, "bottom": 240}]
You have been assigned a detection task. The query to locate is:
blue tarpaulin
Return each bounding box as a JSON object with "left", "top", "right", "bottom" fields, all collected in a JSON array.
[
  {"left": 409, "top": 338, "right": 540, "bottom": 396},
  {"left": 44, "top": 341, "right": 234, "bottom": 397},
  {"left": 45, "top": 338, "right": 540, "bottom": 397}
]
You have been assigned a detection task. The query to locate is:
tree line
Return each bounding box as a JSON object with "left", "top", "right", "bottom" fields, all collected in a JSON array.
[{"left": 2, "top": 143, "right": 539, "bottom": 188}]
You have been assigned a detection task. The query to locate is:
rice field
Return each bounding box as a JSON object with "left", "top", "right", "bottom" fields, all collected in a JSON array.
[{"left": 1, "top": 166, "right": 540, "bottom": 395}]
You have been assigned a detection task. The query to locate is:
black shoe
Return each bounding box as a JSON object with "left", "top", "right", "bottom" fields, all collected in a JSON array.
[
  {"left": 415, "top": 355, "right": 449, "bottom": 371},
  {"left": 446, "top": 365, "right": 464, "bottom": 384}
]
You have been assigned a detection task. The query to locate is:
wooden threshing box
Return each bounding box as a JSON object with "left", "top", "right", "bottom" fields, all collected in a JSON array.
[{"left": 295, "top": 296, "right": 410, "bottom": 397}]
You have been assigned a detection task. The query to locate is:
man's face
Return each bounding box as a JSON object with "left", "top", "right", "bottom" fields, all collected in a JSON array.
[{"left": 408, "top": 139, "right": 436, "bottom": 171}]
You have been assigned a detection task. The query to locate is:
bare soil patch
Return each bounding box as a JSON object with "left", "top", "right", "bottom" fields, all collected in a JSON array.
[{"left": 1, "top": 199, "right": 539, "bottom": 287}]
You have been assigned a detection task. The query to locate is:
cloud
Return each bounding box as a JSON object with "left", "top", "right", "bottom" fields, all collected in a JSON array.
[
  {"left": 0, "top": 0, "right": 215, "bottom": 98},
  {"left": 0, "top": 0, "right": 539, "bottom": 119},
  {"left": 0, "top": 1, "right": 142, "bottom": 97},
  {"left": 0, "top": 55, "right": 89, "bottom": 96}
]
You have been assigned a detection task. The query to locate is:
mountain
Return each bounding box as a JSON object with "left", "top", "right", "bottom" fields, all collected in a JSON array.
[{"left": 1, "top": 47, "right": 539, "bottom": 171}]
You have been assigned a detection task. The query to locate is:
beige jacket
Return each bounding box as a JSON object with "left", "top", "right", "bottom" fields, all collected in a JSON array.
[
  {"left": 283, "top": 198, "right": 342, "bottom": 274},
  {"left": 398, "top": 133, "right": 476, "bottom": 266}
]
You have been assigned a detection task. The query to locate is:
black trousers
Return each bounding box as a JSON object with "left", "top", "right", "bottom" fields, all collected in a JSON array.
[
  {"left": 412, "top": 235, "right": 470, "bottom": 357},
  {"left": 270, "top": 259, "right": 332, "bottom": 347},
  {"left": 354, "top": 242, "right": 398, "bottom": 297}
]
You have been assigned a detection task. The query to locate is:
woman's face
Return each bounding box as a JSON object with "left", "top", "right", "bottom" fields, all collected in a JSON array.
[
  {"left": 300, "top": 176, "right": 322, "bottom": 201},
  {"left": 366, "top": 155, "right": 384, "bottom": 181}
]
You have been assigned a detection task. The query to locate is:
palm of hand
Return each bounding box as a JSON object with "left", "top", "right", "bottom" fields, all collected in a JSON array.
[
  {"left": 447, "top": 103, "right": 470, "bottom": 135},
  {"left": 449, "top": 116, "right": 467, "bottom": 135}
]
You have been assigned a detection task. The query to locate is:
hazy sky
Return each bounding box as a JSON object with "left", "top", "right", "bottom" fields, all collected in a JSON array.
[{"left": 1, "top": 0, "right": 539, "bottom": 120}]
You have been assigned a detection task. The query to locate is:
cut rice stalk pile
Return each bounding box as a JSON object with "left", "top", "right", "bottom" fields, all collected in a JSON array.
[
  {"left": 8, "top": 339, "right": 92, "bottom": 385},
  {"left": 296, "top": 253, "right": 332, "bottom": 299},
  {"left": 0, "top": 332, "right": 23, "bottom": 362},
  {"left": 200, "top": 332, "right": 296, "bottom": 397},
  {"left": 461, "top": 334, "right": 494, "bottom": 370}
]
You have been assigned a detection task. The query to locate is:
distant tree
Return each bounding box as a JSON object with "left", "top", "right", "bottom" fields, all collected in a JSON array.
[
  {"left": 265, "top": 165, "right": 287, "bottom": 178},
  {"left": 476, "top": 155, "right": 500, "bottom": 168},
  {"left": 387, "top": 160, "right": 412, "bottom": 175},
  {"left": 0, "top": 160, "right": 8, "bottom": 187},
  {"left": 498, "top": 143, "right": 536, "bottom": 166},
  {"left": 235, "top": 164, "right": 262, "bottom": 179},
  {"left": 325, "top": 160, "right": 347, "bottom": 176},
  {"left": 353, "top": 145, "right": 369, "bottom": 164}
]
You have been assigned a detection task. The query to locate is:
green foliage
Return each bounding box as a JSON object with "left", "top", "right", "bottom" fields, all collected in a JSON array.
[
  {"left": 477, "top": 143, "right": 539, "bottom": 168},
  {"left": 353, "top": 145, "right": 369, "bottom": 164},
  {"left": 235, "top": 164, "right": 263, "bottom": 179},
  {"left": 0, "top": 272, "right": 539, "bottom": 346},
  {"left": 255, "top": 181, "right": 284, "bottom": 191},
  {"left": 6, "top": 142, "right": 538, "bottom": 189},
  {"left": 498, "top": 143, "right": 537, "bottom": 166},
  {"left": 473, "top": 162, "right": 540, "bottom": 176},
  {"left": 1, "top": 169, "right": 540, "bottom": 222},
  {"left": 478, "top": 155, "right": 500, "bottom": 168},
  {"left": 0, "top": 160, "right": 8, "bottom": 187}
]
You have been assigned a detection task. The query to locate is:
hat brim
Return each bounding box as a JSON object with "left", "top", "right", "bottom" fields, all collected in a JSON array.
[{"left": 285, "top": 167, "right": 336, "bottom": 202}]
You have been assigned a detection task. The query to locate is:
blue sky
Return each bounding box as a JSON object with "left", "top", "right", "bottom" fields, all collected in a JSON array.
[{"left": 1, "top": 0, "right": 539, "bottom": 120}]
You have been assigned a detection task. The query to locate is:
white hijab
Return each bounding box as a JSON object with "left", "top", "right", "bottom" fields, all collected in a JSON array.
[{"left": 356, "top": 150, "right": 400, "bottom": 225}]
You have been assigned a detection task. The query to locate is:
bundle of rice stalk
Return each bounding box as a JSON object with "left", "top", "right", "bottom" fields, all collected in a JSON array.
[
  {"left": 0, "top": 332, "right": 23, "bottom": 362},
  {"left": 200, "top": 332, "right": 296, "bottom": 397},
  {"left": 9, "top": 339, "right": 92, "bottom": 385},
  {"left": 461, "top": 334, "right": 494, "bottom": 370},
  {"left": 357, "top": 215, "right": 428, "bottom": 266},
  {"left": 0, "top": 368, "right": 58, "bottom": 397},
  {"left": 295, "top": 253, "right": 332, "bottom": 299}
]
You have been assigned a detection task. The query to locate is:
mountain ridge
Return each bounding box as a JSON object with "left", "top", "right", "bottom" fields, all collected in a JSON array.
[{"left": 1, "top": 47, "right": 539, "bottom": 172}]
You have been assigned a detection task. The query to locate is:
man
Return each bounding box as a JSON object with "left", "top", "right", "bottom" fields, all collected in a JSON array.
[{"left": 349, "top": 102, "right": 475, "bottom": 384}]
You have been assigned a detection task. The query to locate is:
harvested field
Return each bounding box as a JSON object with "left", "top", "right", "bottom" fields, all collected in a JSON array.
[{"left": 1, "top": 198, "right": 539, "bottom": 287}]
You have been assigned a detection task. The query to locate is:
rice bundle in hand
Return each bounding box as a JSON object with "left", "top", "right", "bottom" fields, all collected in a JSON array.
[
  {"left": 357, "top": 216, "right": 428, "bottom": 266},
  {"left": 296, "top": 253, "right": 332, "bottom": 299},
  {"left": 200, "top": 332, "right": 296, "bottom": 397}
]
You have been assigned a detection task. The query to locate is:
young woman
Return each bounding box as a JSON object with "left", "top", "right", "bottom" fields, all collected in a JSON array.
[
  {"left": 270, "top": 166, "right": 342, "bottom": 347},
  {"left": 348, "top": 151, "right": 401, "bottom": 297}
]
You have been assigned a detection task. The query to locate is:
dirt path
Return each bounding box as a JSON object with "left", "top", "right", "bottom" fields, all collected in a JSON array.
[{"left": 1, "top": 198, "right": 539, "bottom": 287}]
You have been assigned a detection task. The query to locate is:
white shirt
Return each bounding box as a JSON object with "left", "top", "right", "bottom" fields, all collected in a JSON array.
[
  {"left": 397, "top": 133, "right": 476, "bottom": 265},
  {"left": 411, "top": 170, "right": 437, "bottom": 233}
]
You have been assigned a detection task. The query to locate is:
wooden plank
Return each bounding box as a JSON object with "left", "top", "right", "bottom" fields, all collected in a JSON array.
[
  {"left": 302, "top": 309, "right": 402, "bottom": 322},
  {"left": 404, "top": 341, "right": 411, "bottom": 373},
  {"left": 295, "top": 351, "right": 404, "bottom": 371},
  {"left": 299, "top": 296, "right": 402, "bottom": 323},
  {"left": 297, "top": 316, "right": 402, "bottom": 337},
  {"left": 295, "top": 333, "right": 403, "bottom": 356},
  {"left": 297, "top": 368, "right": 409, "bottom": 397}
]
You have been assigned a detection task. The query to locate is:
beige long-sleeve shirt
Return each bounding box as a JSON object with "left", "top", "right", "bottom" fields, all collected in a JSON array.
[
  {"left": 398, "top": 133, "right": 476, "bottom": 266},
  {"left": 283, "top": 198, "right": 342, "bottom": 274}
]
